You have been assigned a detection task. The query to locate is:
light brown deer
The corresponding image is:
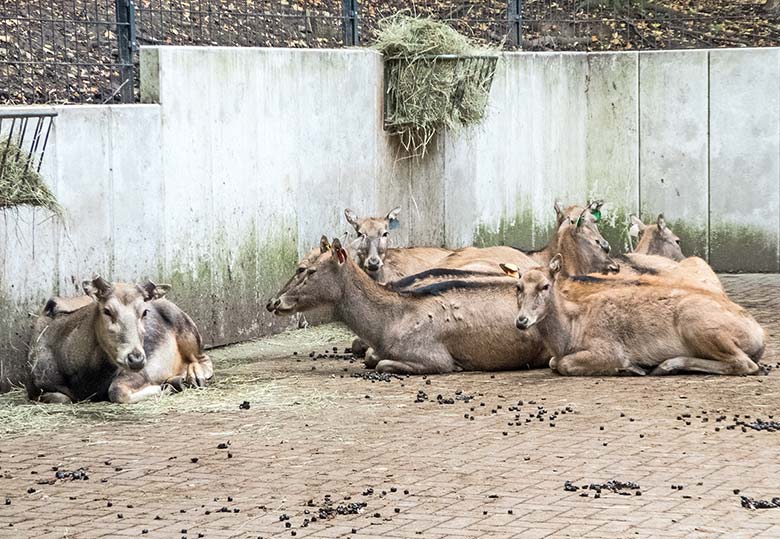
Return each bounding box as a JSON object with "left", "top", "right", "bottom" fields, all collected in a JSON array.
[
  {"left": 503, "top": 255, "right": 764, "bottom": 376},
  {"left": 27, "top": 276, "right": 212, "bottom": 403},
  {"left": 436, "top": 201, "right": 615, "bottom": 277},
  {"left": 629, "top": 214, "right": 684, "bottom": 261},
  {"left": 268, "top": 238, "right": 547, "bottom": 374}
]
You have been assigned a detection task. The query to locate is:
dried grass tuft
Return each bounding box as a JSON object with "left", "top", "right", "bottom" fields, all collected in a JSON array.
[
  {"left": 375, "top": 14, "right": 499, "bottom": 157},
  {"left": 0, "top": 137, "right": 60, "bottom": 213}
]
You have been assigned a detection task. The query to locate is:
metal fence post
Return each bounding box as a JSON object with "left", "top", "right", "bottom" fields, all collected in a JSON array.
[
  {"left": 342, "top": 0, "right": 359, "bottom": 46},
  {"left": 115, "top": 0, "right": 138, "bottom": 103},
  {"left": 507, "top": 0, "right": 523, "bottom": 48}
]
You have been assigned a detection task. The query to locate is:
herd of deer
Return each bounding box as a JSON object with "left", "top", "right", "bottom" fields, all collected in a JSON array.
[{"left": 25, "top": 201, "right": 765, "bottom": 404}]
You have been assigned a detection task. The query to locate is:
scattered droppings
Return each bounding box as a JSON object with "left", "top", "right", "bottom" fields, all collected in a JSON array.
[{"left": 741, "top": 496, "right": 780, "bottom": 509}]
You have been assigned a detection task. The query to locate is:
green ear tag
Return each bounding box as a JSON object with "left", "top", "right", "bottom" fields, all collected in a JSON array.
[
  {"left": 590, "top": 209, "right": 602, "bottom": 221},
  {"left": 576, "top": 216, "right": 584, "bottom": 227}
]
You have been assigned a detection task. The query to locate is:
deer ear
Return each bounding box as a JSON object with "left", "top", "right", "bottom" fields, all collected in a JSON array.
[
  {"left": 141, "top": 280, "right": 171, "bottom": 300},
  {"left": 83, "top": 275, "right": 112, "bottom": 300},
  {"left": 320, "top": 235, "right": 331, "bottom": 253},
  {"left": 331, "top": 238, "right": 347, "bottom": 264},
  {"left": 629, "top": 215, "right": 644, "bottom": 238},
  {"left": 386, "top": 206, "right": 401, "bottom": 230},
  {"left": 499, "top": 263, "right": 520, "bottom": 279},
  {"left": 656, "top": 214, "right": 667, "bottom": 231},
  {"left": 549, "top": 254, "right": 563, "bottom": 275},
  {"left": 554, "top": 200, "right": 565, "bottom": 223},
  {"left": 344, "top": 209, "right": 360, "bottom": 232}
]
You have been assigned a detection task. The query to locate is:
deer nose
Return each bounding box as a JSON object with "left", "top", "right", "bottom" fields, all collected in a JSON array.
[
  {"left": 600, "top": 239, "right": 611, "bottom": 253},
  {"left": 126, "top": 351, "right": 146, "bottom": 371},
  {"left": 266, "top": 299, "right": 280, "bottom": 312},
  {"left": 366, "top": 257, "right": 382, "bottom": 272},
  {"left": 515, "top": 316, "right": 530, "bottom": 330}
]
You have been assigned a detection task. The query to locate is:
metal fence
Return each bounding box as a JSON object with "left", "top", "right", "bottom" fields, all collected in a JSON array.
[{"left": 1, "top": 0, "right": 778, "bottom": 105}]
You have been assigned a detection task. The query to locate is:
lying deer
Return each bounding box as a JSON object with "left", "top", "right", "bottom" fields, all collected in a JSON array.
[
  {"left": 629, "top": 213, "right": 684, "bottom": 261},
  {"left": 344, "top": 207, "right": 452, "bottom": 282},
  {"left": 268, "top": 238, "right": 547, "bottom": 374},
  {"left": 503, "top": 255, "right": 765, "bottom": 376},
  {"left": 27, "top": 276, "right": 212, "bottom": 403},
  {"left": 432, "top": 201, "right": 614, "bottom": 277}
]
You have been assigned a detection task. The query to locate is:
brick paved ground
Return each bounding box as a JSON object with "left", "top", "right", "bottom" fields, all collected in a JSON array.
[{"left": 0, "top": 274, "right": 779, "bottom": 539}]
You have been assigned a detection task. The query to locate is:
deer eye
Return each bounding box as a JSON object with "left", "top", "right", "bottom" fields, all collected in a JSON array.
[
  {"left": 307, "top": 268, "right": 317, "bottom": 275},
  {"left": 102, "top": 308, "right": 112, "bottom": 318},
  {"left": 296, "top": 267, "right": 306, "bottom": 274},
  {"left": 142, "top": 309, "right": 150, "bottom": 318},
  {"left": 382, "top": 232, "right": 389, "bottom": 237},
  {"left": 541, "top": 284, "right": 551, "bottom": 291}
]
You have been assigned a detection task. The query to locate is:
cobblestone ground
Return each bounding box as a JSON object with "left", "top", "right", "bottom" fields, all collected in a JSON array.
[{"left": 0, "top": 275, "right": 779, "bottom": 539}]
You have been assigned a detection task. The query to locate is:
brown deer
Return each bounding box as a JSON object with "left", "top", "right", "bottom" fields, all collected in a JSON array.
[
  {"left": 503, "top": 255, "right": 765, "bottom": 376},
  {"left": 436, "top": 201, "right": 615, "bottom": 277},
  {"left": 27, "top": 276, "right": 212, "bottom": 403},
  {"left": 629, "top": 214, "right": 684, "bottom": 261},
  {"left": 344, "top": 207, "right": 452, "bottom": 282},
  {"left": 268, "top": 238, "right": 547, "bottom": 374}
]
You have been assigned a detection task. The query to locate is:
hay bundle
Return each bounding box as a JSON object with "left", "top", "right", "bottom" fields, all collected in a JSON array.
[
  {"left": 375, "top": 15, "right": 499, "bottom": 157},
  {"left": 0, "top": 138, "right": 59, "bottom": 213}
]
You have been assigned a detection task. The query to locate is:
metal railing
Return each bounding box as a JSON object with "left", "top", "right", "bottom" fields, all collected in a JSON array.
[{"left": 1, "top": 1, "right": 778, "bottom": 105}]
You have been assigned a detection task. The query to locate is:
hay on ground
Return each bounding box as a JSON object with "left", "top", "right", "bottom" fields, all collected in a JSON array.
[
  {"left": 375, "top": 14, "right": 499, "bottom": 157},
  {"left": 0, "top": 323, "right": 355, "bottom": 438},
  {"left": 0, "top": 137, "right": 60, "bottom": 213}
]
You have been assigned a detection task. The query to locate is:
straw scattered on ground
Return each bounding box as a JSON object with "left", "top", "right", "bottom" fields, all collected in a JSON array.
[
  {"left": 0, "top": 323, "right": 356, "bottom": 439},
  {"left": 375, "top": 14, "right": 499, "bottom": 157},
  {"left": 0, "top": 137, "right": 60, "bottom": 213}
]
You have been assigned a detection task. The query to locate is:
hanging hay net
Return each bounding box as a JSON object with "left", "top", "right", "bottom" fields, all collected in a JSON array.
[
  {"left": 0, "top": 137, "right": 60, "bottom": 213},
  {"left": 375, "top": 14, "right": 499, "bottom": 158}
]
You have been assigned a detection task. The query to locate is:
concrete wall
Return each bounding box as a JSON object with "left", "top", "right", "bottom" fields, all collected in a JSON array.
[
  {"left": 2, "top": 46, "right": 779, "bottom": 389},
  {"left": 444, "top": 48, "right": 780, "bottom": 266}
]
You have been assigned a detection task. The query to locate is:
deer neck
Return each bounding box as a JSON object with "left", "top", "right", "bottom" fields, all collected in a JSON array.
[
  {"left": 335, "top": 260, "right": 404, "bottom": 348},
  {"left": 536, "top": 288, "right": 576, "bottom": 357}
]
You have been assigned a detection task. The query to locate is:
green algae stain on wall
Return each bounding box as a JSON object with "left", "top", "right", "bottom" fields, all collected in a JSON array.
[
  {"left": 164, "top": 221, "right": 299, "bottom": 346},
  {"left": 710, "top": 222, "right": 779, "bottom": 273},
  {"left": 473, "top": 209, "right": 536, "bottom": 249}
]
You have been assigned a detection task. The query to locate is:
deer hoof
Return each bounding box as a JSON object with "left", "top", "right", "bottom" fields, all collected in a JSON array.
[{"left": 549, "top": 357, "right": 559, "bottom": 372}]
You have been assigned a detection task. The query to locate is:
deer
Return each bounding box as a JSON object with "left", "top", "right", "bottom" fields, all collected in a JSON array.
[
  {"left": 502, "top": 255, "right": 765, "bottom": 376},
  {"left": 629, "top": 214, "right": 684, "bottom": 261},
  {"left": 344, "top": 207, "right": 452, "bottom": 282},
  {"left": 27, "top": 276, "right": 212, "bottom": 404},
  {"left": 267, "top": 238, "right": 548, "bottom": 374},
  {"left": 433, "top": 201, "right": 614, "bottom": 276}
]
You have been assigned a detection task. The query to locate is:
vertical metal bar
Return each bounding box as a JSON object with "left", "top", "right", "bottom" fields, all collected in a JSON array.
[
  {"left": 507, "top": 0, "right": 522, "bottom": 48},
  {"left": 15, "top": 118, "right": 29, "bottom": 166},
  {"left": 115, "top": 0, "right": 135, "bottom": 103},
  {"left": 25, "top": 117, "right": 44, "bottom": 173},
  {"left": 342, "top": 0, "right": 358, "bottom": 46},
  {"left": 37, "top": 117, "right": 54, "bottom": 173}
]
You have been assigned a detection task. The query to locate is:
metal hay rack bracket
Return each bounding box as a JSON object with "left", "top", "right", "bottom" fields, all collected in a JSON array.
[{"left": 0, "top": 109, "right": 58, "bottom": 181}]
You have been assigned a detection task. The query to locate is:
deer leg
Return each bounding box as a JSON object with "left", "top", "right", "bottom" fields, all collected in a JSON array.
[
  {"left": 351, "top": 337, "right": 369, "bottom": 358},
  {"left": 554, "top": 350, "right": 637, "bottom": 376},
  {"left": 185, "top": 361, "right": 211, "bottom": 387},
  {"left": 652, "top": 355, "right": 758, "bottom": 376},
  {"left": 375, "top": 352, "right": 457, "bottom": 375},
  {"left": 162, "top": 375, "right": 186, "bottom": 392},
  {"left": 109, "top": 374, "right": 162, "bottom": 404},
  {"left": 363, "top": 348, "right": 380, "bottom": 369},
  {"left": 39, "top": 392, "right": 73, "bottom": 404}
]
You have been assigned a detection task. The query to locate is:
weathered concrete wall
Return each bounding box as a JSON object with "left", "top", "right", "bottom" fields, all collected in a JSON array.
[
  {"left": 443, "top": 48, "right": 779, "bottom": 271},
  {"left": 2, "top": 46, "right": 779, "bottom": 389},
  {"left": 0, "top": 105, "right": 164, "bottom": 390}
]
